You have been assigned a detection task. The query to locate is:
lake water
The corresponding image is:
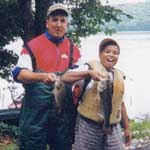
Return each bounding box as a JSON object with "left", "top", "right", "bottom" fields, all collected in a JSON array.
[
  {"left": 3, "top": 31, "right": 150, "bottom": 117},
  {"left": 81, "top": 31, "right": 150, "bottom": 117}
]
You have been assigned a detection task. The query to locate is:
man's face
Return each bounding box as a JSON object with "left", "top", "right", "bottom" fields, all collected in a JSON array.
[
  {"left": 99, "top": 45, "right": 120, "bottom": 70},
  {"left": 46, "top": 15, "right": 68, "bottom": 38}
]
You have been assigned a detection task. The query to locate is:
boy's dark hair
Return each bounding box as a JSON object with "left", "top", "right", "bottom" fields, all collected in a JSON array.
[{"left": 99, "top": 38, "right": 120, "bottom": 54}]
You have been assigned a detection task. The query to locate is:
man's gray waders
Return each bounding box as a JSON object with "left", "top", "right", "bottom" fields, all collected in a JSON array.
[{"left": 19, "top": 81, "right": 73, "bottom": 150}]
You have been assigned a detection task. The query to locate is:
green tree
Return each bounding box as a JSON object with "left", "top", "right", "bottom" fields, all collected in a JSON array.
[
  {"left": 0, "top": 0, "right": 131, "bottom": 78},
  {"left": 0, "top": 0, "right": 20, "bottom": 79}
]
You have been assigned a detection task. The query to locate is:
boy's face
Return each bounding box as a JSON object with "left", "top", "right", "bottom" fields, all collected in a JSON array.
[
  {"left": 99, "top": 45, "right": 120, "bottom": 70},
  {"left": 46, "top": 15, "right": 68, "bottom": 38}
]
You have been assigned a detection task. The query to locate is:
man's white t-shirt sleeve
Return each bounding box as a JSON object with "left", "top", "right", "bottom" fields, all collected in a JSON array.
[{"left": 16, "top": 54, "right": 33, "bottom": 71}]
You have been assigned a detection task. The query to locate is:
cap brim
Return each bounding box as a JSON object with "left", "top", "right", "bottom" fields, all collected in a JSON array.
[{"left": 48, "top": 9, "right": 68, "bottom": 17}]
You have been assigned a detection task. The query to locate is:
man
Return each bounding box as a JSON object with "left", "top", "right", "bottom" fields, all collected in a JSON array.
[{"left": 12, "top": 3, "right": 81, "bottom": 150}]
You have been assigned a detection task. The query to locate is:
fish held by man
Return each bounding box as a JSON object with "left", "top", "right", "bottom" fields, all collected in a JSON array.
[{"left": 53, "top": 77, "right": 67, "bottom": 112}]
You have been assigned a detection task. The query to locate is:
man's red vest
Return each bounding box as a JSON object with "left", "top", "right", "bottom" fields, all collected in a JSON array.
[{"left": 21, "top": 34, "right": 80, "bottom": 72}]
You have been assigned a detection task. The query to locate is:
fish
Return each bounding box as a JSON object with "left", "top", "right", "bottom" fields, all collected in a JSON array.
[
  {"left": 97, "top": 76, "right": 113, "bottom": 134},
  {"left": 53, "top": 77, "right": 67, "bottom": 112}
]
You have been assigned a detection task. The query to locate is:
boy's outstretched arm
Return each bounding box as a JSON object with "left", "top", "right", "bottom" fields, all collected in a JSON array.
[{"left": 61, "top": 70, "right": 105, "bottom": 83}]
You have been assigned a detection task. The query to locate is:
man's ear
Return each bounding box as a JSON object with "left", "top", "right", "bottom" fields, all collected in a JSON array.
[
  {"left": 67, "top": 22, "right": 69, "bottom": 28},
  {"left": 46, "top": 21, "right": 48, "bottom": 28}
]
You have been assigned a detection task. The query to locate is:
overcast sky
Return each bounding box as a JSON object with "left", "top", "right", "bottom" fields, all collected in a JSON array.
[{"left": 102, "top": 0, "right": 148, "bottom": 5}]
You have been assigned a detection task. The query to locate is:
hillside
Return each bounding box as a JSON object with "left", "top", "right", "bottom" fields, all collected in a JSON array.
[{"left": 112, "top": 2, "right": 150, "bottom": 31}]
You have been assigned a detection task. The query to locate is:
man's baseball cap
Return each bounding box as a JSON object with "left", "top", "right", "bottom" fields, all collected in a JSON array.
[{"left": 47, "top": 3, "right": 69, "bottom": 17}]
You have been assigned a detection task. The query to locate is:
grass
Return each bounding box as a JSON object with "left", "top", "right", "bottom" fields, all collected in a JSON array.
[
  {"left": 130, "top": 120, "right": 150, "bottom": 139},
  {"left": 0, "top": 143, "right": 18, "bottom": 150}
]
